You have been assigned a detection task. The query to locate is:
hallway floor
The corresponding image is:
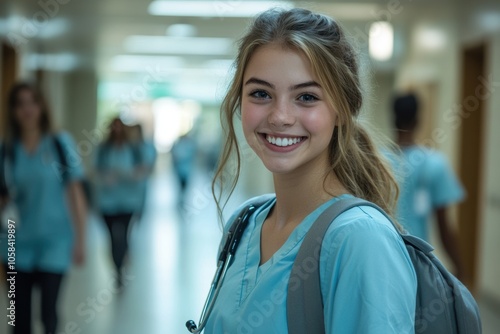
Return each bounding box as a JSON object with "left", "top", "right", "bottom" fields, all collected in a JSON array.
[{"left": 1, "top": 168, "right": 499, "bottom": 333}]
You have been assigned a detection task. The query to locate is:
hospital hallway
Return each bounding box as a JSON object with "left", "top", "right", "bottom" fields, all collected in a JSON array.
[
  {"left": 0, "top": 158, "right": 248, "bottom": 334},
  {"left": 0, "top": 158, "right": 499, "bottom": 334}
]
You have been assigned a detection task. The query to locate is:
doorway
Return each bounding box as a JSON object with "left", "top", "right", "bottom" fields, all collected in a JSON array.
[
  {"left": 458, "top": 43, "right": 486, "bottom": 293},
  {"left": 1, "top": 42, "right": 19, "bottom": 137}
]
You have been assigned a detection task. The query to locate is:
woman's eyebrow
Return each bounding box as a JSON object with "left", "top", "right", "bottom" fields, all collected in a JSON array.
[
  {"left": 244, "top": 77, "right": 321, "bottom": 90},
  {"left": 291, "top": 81, "right": 321, "bottom": 90},
  {"left": 244, "top": 77, "right": 274, "bottom": 89}
]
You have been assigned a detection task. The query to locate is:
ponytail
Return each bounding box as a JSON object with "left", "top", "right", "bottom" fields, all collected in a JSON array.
[{"left": 329, "top": 120, "right": 400, "bottom": 227}]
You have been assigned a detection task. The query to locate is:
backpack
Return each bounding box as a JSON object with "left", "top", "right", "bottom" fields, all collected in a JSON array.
[{"left": 227, "top": 196, "right": 482, "bottom": 334}]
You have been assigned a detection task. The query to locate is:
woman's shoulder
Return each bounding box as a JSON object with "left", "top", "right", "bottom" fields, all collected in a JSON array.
[
  {"left": 319, "top": 202, "right": 416, "bottom": 282},
  {"left": 322, "top": 204, "right": 404, "bottom": 256}
]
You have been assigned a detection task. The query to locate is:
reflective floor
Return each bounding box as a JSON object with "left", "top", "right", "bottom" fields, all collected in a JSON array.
[{"left": 0, "top": 165, "right": 499, "bottom": 334}]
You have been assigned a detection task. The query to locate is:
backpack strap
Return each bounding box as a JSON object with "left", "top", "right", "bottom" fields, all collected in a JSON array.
[
  {"left": 52, "top": 135, "right": 70, "bottom": 184},
  {"left": 0, "top": 142, "right": 15, "bottom": 197},
  {"left": 287, "top": 197, "right": 394, "bottom": 334},
  {"left": 131, "top": 144, "right": 143, "bottom": 167},
  {"left": 0, "top": 144, "right": 7, "bottom": 197}
]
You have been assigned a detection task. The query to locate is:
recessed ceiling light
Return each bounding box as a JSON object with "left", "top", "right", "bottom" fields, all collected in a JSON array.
[
  {"left": 124, "top": 35, "right": 234, "bottom": 55},
  {"left": 148, "top": 1, "right": 293, "bottom": 18},
  {"left": 166, "top": 23, "right": 197, "bottom": 37},
  {"left": 25, "top": 53, "right": 79, "bottom": 71},
  {"left": 369, "top": 21, "right": 394, "bottom": 61},
  {"left": 110, "top": 55, "right": 185, "bottom": 72}
]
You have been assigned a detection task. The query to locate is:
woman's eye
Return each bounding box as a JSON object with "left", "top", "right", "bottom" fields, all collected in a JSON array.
[
  {"left": 250, "top": 90, "right": 270, "bottom": 99},
  {"left": 298, "top": 94, "right": 318, "bottom": 103}
]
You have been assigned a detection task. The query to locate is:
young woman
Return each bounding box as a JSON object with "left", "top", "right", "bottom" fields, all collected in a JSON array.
[
  {"left": 94, "top": 117, "right": 144, "bottom": 287},
  {"left": 205, "top": 8, "right": 417, "bottom": 334},
  {"left": 0, "top": 82, "right": 87, "bottom": 334}
]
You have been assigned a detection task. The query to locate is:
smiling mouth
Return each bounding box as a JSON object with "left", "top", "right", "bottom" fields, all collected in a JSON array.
[{"left": 262, "top": 134, "right": 307, "bottom": 147}]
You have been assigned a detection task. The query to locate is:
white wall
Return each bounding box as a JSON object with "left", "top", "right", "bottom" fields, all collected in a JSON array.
[{"left": 63, "top": 70, "right": 98, "bottom": 171}]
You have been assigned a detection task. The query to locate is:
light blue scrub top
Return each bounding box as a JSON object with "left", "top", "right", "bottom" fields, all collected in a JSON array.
[
  {"left": 141, "top": 140, "right": 157, "bottom": 170},
  {"left": 94, "top": 143, "right": 144, "bottom": 215},
  {"left": 171, "top": 137, "right": 197, "bottom": 179},
  {"left": 388, "top": 146, "right": 465, "bottom": 241},
  {"left": 205, "top": 194, "right": 417, "bottom": 334},
  {"left": 0, "top": 132, "right": 84, "bottom": 272}
]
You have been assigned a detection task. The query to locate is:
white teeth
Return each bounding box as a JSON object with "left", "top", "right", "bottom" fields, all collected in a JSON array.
[{"left": 265, "top": 135, "right": 303, "bottom": 147}]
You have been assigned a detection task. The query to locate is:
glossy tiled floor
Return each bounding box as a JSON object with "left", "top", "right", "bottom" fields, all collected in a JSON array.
[{"left": 1, "top": 167, "right": 499, "bottom": 333}]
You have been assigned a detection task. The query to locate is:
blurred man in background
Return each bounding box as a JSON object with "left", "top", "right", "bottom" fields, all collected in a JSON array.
[{"left": 389, "top": 92, "right": 466, "bottom": 281}]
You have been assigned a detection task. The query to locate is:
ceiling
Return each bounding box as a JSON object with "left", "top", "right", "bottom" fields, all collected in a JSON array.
[{"left": 0, "top": 0, "right": 496, "bottom": 103}]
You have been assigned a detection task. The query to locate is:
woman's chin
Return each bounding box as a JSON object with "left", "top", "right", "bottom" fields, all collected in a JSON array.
[{"left": 261, "top": 160, "right": 298, "bottom": 175}]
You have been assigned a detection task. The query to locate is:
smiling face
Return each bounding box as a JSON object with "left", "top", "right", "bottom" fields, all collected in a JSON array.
[{"left": 241, "top": 44, "right": 337, "bottom": 175}]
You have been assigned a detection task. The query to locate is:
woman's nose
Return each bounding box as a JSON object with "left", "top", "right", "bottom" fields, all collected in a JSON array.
[{"left": 268, "top": 101, "right": 295, "bottom": 129}]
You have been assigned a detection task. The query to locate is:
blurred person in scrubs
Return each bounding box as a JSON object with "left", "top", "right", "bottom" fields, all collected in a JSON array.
[
  {"left": 171, "top": 132, "right": 197, "bottom": 203},
  {"left": 94, "top": 117, "right": 145, "bottom": 287},
  {"left": 0, "top": 82, "right": 87, "bottom": 334},
  {"left": 389, "top": 92, "right": 465, "bottom": 280}
]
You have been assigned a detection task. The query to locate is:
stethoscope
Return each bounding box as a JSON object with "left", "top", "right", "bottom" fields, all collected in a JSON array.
[{"left": 186, "top": 205, "right": 257, "bottom": 333}]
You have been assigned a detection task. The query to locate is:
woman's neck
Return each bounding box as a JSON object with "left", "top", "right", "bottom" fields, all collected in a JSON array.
[
  {"left": 270, "top": 155, "right": 349, "bottom": 230},
  {"left": 396, "top": 130, "right": 416, "bottom": 147},
  {"left": 110, "top": 136, "right": 126, "bottom": 146},
  {"left": 21, "top": 128, "right": 42, "bottom": 152}
]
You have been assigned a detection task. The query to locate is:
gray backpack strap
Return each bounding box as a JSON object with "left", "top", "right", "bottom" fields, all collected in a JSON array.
[{"left": 287, "top": 197, "right": 377, "bottom": 334}]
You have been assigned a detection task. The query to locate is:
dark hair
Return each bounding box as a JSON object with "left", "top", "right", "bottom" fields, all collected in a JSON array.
[
  {"left": 4, "top": 82, "right": 53, "bottom": 141},
  {"left": 393, "top": 93, "right": 419, "bottom": 131},
  {"left": 105, "top": 117, "right": 128, "bottom": 144}
]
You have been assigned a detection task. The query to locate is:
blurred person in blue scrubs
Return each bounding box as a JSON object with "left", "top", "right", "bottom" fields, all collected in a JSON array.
[
  {"left": 94, "top": 117, "right": 145, "bottom": 287},
  {"left": 204, "top": 8, "right": 416, "bottom": 334},
  {"left": 389, "top": 92, "right": 465, "bottom": 280},
  {"left": 0, "top": 82, "right": 87, "bottom": 334},
  {"left": 171, "top": 132, "right": 197, "bottom": 203},
  {"left": 129, "top": 123, "right": 157, "bottom": 220}
]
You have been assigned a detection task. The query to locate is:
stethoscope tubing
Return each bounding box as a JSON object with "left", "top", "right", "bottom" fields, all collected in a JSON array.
[
  {"left": 192, "top": 255, "right": 233, "bottom": 333},
  {"left": 187, "top": 205, "right": 256, "bottom": 333}
]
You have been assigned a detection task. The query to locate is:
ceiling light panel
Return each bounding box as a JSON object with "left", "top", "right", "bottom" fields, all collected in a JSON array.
[
  {"left": 124, "top": 35, "right": 235, "bottom": 55},
  {"left": 148, "top": 1, "right": 293, "bottom": 18}
]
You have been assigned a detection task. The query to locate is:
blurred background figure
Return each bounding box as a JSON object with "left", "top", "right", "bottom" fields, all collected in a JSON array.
[
  {"left": 93, "top": 117, "right": 144, "bottom": 288},
  {"left": 170, "top": 132, "right": 197, "bottom": 205},
  {"left": 389, "top": 92, "right": 466, "bottom": 281},
  {"left": 0, "top": 82, "right": 87, "bottom": 334},
  {"left": 128, "top": 124, "right": 157, "bottom": 221}
]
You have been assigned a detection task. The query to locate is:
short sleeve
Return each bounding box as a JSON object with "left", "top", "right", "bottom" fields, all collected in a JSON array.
[
  {"left": 56, "top": 132, "right": 85, "bottom": 181},
  {"left": 427, "top": 152, "right": 465, "bottom": 208},
  {"left": 320, "top": 207, "right": 417, "bottom": 334}
]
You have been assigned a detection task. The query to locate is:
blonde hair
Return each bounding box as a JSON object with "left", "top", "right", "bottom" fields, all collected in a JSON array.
[{"left": 213, "top": 8, "right": 399, "bottom": 223}]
